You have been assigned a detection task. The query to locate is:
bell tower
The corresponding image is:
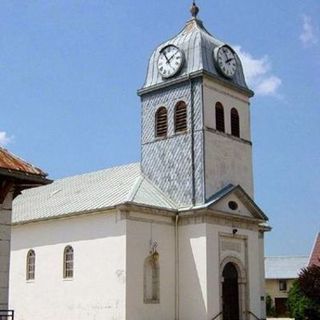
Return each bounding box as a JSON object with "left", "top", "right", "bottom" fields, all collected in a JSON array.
[{"left": 138, "top": 3, "right": 255, "bottom": 207}]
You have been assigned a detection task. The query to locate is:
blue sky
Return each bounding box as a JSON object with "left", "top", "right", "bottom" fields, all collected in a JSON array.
[{"left": 0, "top": 1, "right": 319, "bottom": 256}]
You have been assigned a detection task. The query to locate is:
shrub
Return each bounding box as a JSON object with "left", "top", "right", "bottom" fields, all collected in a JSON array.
[
  {"left": 287, "top": 279, "right": 320, "bottom": 320},
  {"left": 266, "top": 294, "right": 276, "bottom": 317}
]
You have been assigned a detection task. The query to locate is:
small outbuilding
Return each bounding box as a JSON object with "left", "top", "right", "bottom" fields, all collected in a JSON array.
[{"left": 265, "top": 256, "right": 308, "bottom": 317}]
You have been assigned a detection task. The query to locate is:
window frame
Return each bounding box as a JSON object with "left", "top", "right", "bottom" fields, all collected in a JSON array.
[
  {"left": 174, "top": 101, "right": 187, "bottom": 134},
  {"left": 63, "top": 246, "right": 74, "bottom": 279},
  {"left": 155, "top": 107, "right": 168, "bottom": 138},
  {"left": 26, "top": 249, "right": 36, "bottom": 281},
  {"left": 230, "top": 108, "right": 240, "bottom": 138},
  {"left": 279, "top": 279, "right": 287, "bottom": 292},
  {"left": 215, "top": 102, "right": 225, "bottom": 133}
]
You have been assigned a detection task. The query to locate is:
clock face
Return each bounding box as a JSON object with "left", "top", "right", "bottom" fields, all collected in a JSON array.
[
  {"left": 158, "top": 45, "right": 184, "bottom": 78},
  {"left": 214, "top": 45, "right": 237, "bottom": 78}
]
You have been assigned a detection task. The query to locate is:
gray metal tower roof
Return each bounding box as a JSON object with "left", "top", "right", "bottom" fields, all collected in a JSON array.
[{"left": 141, "top": 15, "right": 252, "bottom": 96}]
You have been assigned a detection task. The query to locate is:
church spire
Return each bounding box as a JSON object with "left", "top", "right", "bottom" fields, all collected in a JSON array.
[{"left": 190, "top": 1, "right": 199, "bottom": 19}]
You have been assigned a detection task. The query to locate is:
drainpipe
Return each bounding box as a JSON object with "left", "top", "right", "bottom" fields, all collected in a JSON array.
[
  {"left": 175, "top": 213, "right": 180, "bottom": 320},
  {"left": 189, "top": 76, "right": 196, "bottom": 206}
]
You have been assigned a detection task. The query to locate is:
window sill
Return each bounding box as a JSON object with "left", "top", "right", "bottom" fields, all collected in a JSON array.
[
  {"left": 205, "top": 126, "right": 252, "bottom": 145},
  {"left": 144, "top": 299, "right": 160, "bottom": 304},
  {"left": 154, "top": 136, "right": 167, "bottom": 141},
  {"left": 154, "top": 130, "right": 189, "bottom": 141},
  {"left": 26, "top": 280, "right": 35, "bottom": 284},
  {"left": 63, "top": 277, "right": 74, "bottom": 282},
  {"left": 173, "top": 130, "right": 188, "bottom": 136}
]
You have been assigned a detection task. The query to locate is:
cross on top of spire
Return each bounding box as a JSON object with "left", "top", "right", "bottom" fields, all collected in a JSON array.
[{"left": 190, "top": 1, "right": 200, "bottom": 18}]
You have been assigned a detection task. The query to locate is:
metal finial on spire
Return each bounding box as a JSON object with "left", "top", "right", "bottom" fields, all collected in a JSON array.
[{"left": 190, "top": 1, "right": 199, "bottom": 18}]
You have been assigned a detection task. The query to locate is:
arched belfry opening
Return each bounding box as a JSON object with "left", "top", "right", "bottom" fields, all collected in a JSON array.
[{"left": 222, "top": 262, "right": 240, "bottom": 320}]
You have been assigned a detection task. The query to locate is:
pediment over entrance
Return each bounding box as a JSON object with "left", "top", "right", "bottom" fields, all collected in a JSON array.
[{"left": 206, "top": 184, "right": 268, "bottom": 221}]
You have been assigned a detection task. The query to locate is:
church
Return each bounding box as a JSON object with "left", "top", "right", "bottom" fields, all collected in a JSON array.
[{"left": 9, "top": 3, "right": 269, "bottom": 320}]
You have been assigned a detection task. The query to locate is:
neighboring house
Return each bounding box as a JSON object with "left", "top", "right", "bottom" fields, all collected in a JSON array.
[
  {"left": 308, "top": 233, "right": 320, "bottom": 267},
  {"left": 0, "top": 147, "right": 49, "bottom": 312},
  {"left": 265, "top": 256, "right": 308, "bottom": 317},
  {"left": 9, "top": 4, "right": 270, "bottom": 320}
]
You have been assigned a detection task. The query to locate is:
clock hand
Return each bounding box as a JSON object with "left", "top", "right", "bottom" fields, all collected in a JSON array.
[
  {"left": 163, "top": 52, "right": 170, "bottom": 64},
  {"left": 223, "top": 49, "right": 229, "bottom": 60},
  {"left": 168, "top": 51, "right": 178, "bottom": 62},
  {"left": 226, "top": 58, "right": 234, "bottom": 64}
]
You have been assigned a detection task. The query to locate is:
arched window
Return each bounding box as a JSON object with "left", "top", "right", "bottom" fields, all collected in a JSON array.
[
  {"left": 26, "top": 250, "right": 35, "bottom": 280},
  {"left": 155, "top": 107, "right": 168, "bottom": 137},
  {"left": 174, "top": 101, "right": 187, "bottom": 133},
  {"left": 215, "top": 102, "right": 225, "bottom": 132},
  {"left": 63, "top": 246, "right": 74, "bottom": 279},
  {"left": 144, "top": 251, "right": 160, "bottom": 303},
  {"left": 231, "top": 108, "right": 240, "bottom": 138}
]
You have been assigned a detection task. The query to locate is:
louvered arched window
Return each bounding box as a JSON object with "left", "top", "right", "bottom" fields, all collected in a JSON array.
[
  {"left": 26, "top": 249, "right": 35, "bottom": 280},
  {"left": 231, "top": 108, "right": 240, "bottom": 138},
  {"left": 215, "top": 102, "right": 225, "bottom": 133},
  {"left": 174, "top": 101, "right": 187, "bottom": 133},
  {"left": 63, "top": 246, "right": 74, "bottom": 279},
  {"left": 155, "top": 107, "right": 167, "bottom": 137}
]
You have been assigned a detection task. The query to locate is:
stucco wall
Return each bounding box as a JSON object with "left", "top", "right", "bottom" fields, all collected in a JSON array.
[
  {"left": 179, "top": 221, "right": 264, "bottom": 320},
  {"left": 0, "top": 191, "right": 13, "bottom": 310},
  {"left": 259, "top": 233, "right": 267, "bottom": 319},
  {"left": 203, "top": 78, "right": 254, "bottom": 199},
  {"left": 9, "top": 211, "right": 126, "bottom": 320},
  {"left": 126, "top": 214, "right": 175, "bottom": 320},
  {"left": 179, "top": 223, "right": 208, "bottom": 320},
  {"left": 203, "top": 78, "right": 251, "bottom": 141},
  {"left": 266, "top": 279, "right": 295, "bottom": 302}
]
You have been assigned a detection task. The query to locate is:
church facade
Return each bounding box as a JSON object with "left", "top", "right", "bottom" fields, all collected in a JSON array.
[{"left": 9, "top": 4, "right": 269, "bottom": 320}]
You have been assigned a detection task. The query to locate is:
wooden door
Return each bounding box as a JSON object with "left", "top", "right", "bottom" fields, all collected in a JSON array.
[{"left": 222, "top": 263, "right": 240, "bottom": 320}]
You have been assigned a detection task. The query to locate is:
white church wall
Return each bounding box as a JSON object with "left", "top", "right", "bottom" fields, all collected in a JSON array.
[
  {"left": 247, "top": 228, "right": 265, "bottom": 318},
  {"left": 206, "top": 223, "right": 221, "bottom": 320},
  {"left": 203, "top": 78, "right": 254, "bottom": 199},
  {"left": 0, "top": 190, "right": 13, "bottom": 310},
  {"left": 212, "top": 193, "right": 253, "bottom": 218},
  {"left": 178, "top": 220, "right": 264, "bottom": 320},
  {"left": 204, "top": 131, "right": 254, "bottom": 199},
  {"left": 9, "top": 211, "right": 126, "bottom": 320},
  {"left": 178, "top": 223, "right": 208, "bottom": 320},
  {"left": 126, "top": 215, "right": 175, "bottom": 320},
  {"left": 207, "top": 223, "right": 263, "bottom": 319},
  {"left": 203, "top": 78, "right": 251, "bottom": 141},
  {"left": 259, "top": 232, "right": 267, "bottom": 319}
]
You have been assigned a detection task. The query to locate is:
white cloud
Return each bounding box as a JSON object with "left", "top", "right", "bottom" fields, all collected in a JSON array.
[
  {"left": 256, "top": 76, "right": 282, "bottom": 96},
  {"left": 300, "top": 15, "right": 318, "bottom": 47},
  {"left": 0, "top": 131, "right": 12, "bottom": 147},
  {"left": 233, "top": 45, "right": 282, "bottom": 97}
]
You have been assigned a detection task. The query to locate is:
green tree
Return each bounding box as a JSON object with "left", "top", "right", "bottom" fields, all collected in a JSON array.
[
  {"left": 287, "top": 265, "right": 320, "bottom": 320},
  {"left": 299, "top": 264, "right": 320, "bottom": 304},
  {"left": 287, "top": 281, "right": 313, "bottom": 320}
]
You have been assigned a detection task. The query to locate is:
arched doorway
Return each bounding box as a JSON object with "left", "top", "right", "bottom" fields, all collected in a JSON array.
[{"left": 222, "top": 262, "right": 240, "bottom": 320}]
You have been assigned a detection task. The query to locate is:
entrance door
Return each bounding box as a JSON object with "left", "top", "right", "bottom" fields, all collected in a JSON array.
[
  {"left": 275, "top": 298, "right": 288, "bottom": 317},
  {"left": 222, "top": 262, "right": 240, "bottom": 320}
]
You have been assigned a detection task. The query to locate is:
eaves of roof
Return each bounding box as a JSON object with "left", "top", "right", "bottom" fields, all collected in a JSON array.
[{"left": 0, "top": 147, "right": 49, "bottom": 183}]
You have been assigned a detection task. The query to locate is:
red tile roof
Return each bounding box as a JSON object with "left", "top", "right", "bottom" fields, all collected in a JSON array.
[
  {"left": 0, "top": 147, "right": 47, "bottom": 177},
  {"left": 309, "top": 233, "right": 320, "bottom": 267}
]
